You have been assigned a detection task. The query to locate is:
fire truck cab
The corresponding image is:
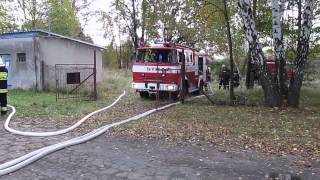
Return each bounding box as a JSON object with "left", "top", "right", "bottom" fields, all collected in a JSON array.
[{"left": 131, "top": 42, "right": 210, "bottom": 99}]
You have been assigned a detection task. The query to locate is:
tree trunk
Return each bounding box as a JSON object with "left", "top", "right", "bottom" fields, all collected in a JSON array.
[
  {"left": 116, "top": 46, "right": 121, "bottom": 69},
  {"left": 288, "top": 74, "right": 303, "bottom": 107},
  {"left": 288, "top": 0, "right": 314, "bottom": 107},
  {"left": 31, "top": 0, "right": 37, "bottom": 29},
  {"left": 245, "top": 51, "right": 253, "bottom": 88},
  {"left": 271, "top": 0, "right": 286, "bottom": 105},
  {"left": 131, "top": 0, "right": 139, "bottom": 49},
  {"left": 239, "top": 0, "right": 281, "bottom": 107},
  {"left": 223, "top": 0, "right": 235, "bottom": 102},
  {"left": 141, "top": 0, "right": 147, "bottom": 42},
  {"left": 259, "top": 73, "right": 282, "bottom": 107},
  {"left": 245, "top": 0, "right": 256, "bottom": 89}
]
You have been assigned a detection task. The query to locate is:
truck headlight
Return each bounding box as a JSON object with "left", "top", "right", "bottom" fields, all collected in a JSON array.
[
  {"left": 132, "top": 83, "right": 139, "bottom": 89},
  {"left": 167, "top": 85, "right": 175, "bottom": 90}
]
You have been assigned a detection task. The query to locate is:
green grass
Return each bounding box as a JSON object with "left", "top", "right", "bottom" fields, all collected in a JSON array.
[
  {"left": 6, "top": 68, "right": 320, "bottom": 157},
  {"left": 8, "top": 68, "right": 131, "bottom": 119},
  {"left": 300, "top": 81, "right": 320, "bottom": 107},
  {"left": 114, "top": 81, "right": 320, "bottom": 158}
]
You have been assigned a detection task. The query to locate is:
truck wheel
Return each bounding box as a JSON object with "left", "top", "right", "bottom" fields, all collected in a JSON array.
[
  {"left": 194, "top": 81, "right": 204, "bottom": 95},
  {"left": 199, "top": 81, "right": 204, "bottom": 94},
  {"left": 139, "top": 92, "right": 149, "bottom": 98},
  {"left": 170, "top": 92, "right": 178, "bottom": 101}
]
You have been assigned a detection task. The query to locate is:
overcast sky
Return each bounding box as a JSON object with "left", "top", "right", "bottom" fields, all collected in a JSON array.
[{"left": 82, "top": 0, "right": 110, "bottom": 47}]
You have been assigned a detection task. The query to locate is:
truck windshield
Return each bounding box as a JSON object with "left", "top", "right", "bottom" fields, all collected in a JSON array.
[{"left": 137, "top": 49, "right": 177, "bottom": 63}]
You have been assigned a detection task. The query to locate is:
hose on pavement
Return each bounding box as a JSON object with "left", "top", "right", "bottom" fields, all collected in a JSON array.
[{"left": 0, "top": 92, "right": 203, "bottom": 176}]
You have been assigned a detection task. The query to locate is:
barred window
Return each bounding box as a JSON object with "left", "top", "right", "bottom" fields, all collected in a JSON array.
[
  {"left": 66, "top": 72, "right": 80, "bottom": 84},
  {"left": 17, "top": 53, "right": 26, "bottom": 62}
]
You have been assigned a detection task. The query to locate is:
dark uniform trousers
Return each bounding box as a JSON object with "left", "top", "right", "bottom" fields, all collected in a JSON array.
[
  {"left": 219, "top": 69, "right": 230, "bottom": 90},
  {"left": 0, "top": 93, "right": 7, "bottom": 115},
  {"left": 0, "top": 67, "right": 8, "bottom": 115}
]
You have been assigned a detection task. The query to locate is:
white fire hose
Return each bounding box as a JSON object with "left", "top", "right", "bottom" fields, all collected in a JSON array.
[
  {"left": 0, "top": 91, "right": 203, "bottom": 176},
  {"left": 5, "top": 91, "right": 126, "bottom": 137}
]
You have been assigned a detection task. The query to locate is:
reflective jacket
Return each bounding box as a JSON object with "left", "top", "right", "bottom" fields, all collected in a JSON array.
[{"left": 0, "top": 66, "right": 8, "bottom": 93}]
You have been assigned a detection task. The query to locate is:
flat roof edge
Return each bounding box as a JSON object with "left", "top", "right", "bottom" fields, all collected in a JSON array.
[{"left": 0, "top": 30, "right": 106, "bottom": 50}]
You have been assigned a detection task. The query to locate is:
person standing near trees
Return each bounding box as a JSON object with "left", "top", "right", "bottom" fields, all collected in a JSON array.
[
  {"left": 219, "top": 64, "right": 230, "bottom": 90},
  {"left": 233, "top": 70, "right": 240, "bottom": 88},
  {"left": 0, "top": 57, "right": 8, "bottom": 115}
]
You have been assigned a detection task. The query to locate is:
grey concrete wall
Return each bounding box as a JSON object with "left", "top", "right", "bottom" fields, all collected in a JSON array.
[
  {"left": 0, "top": 37, "right": 37, "bottom": 89},
  {"left": 0, "top": 36, "right": 103, "bottom": 90},
  {"left": 39, "top": 37, "right": 103, "bottom": 90}
]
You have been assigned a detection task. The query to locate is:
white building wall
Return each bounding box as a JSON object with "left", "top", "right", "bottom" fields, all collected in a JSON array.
[
  {"left": 39, "top": 37, "right": 103, "bottom": 90},
  {"left": 0, "top": 37, "right": 37, "bottom": 89},
  {"left": 0, "top": 35, "right": 103, "bottom": 90}
]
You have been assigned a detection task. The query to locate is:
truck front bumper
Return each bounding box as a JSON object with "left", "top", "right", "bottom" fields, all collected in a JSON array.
[{"left": 132, "top": 83, "right": 178, "bottom": 92}]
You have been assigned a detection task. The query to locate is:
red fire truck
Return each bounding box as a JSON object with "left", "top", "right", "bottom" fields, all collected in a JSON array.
[
  {"left": 131, "top": 42, "right": 210, "bottom": 99},
  {"left": 266, "top": 59, "right": 294, "bottom": 80}
]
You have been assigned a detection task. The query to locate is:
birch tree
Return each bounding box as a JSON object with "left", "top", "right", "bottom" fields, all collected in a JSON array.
[
  {"left": 239, "top": 0, "right": 281, "bottom": 107},
  {"left": 271, "top": 0, "right": 286, "bottom": 104},
  {"left": 239, "top": 0, "right": 315, "bottom": 107},
  {"left": 288, "top": 0, "right": 315, "bottom": 107}
]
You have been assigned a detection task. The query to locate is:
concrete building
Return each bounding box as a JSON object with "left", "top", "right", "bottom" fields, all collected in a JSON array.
[{"left": 0, "top": 30, "right": 104, "bottom": 90}]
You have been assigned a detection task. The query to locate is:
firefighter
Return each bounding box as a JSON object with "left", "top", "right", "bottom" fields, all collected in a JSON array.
[
  {"left": 145, "top": 50, "right": 155, "bottom": 62},
  {"left": 233, "top": 70, "right": 240, "bottom": 88},
  {"left": 144, "top": 51, "right": 151, "bottom": 62},
  {"left": 0, "top": 57, "right": 8, "bottom": 115},
  {"left": 219, "top": 64, "right": 230, "bottom": 90}
]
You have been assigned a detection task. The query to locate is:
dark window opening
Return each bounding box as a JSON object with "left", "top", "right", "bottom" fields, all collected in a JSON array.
[
  {"left": 178, "top": 52, "right": 183, "bottom": 63},
  {"left": 198, "top": 57, "right": 204, "bottom": 75},
  {"left": 136, "top": 49, "right": 177, "bottom": 63},
  {"left": 67, "top": 72, "right": 80, "bottom": 84},
  {"left": 17, "top": 53, "right": 26, "bottom": 62}
]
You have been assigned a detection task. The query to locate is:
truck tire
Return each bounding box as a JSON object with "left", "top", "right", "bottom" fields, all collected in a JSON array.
[
  {"left": 199, "top": 81, "right": 204, "bottom": 94},
  {"left": 139, "top": 92, "right": 149, "bottom": 98},
  {"left": 194, "top": 81, "right": 204, "bottom": 95},
  {"left": 170, "top": 92, "right": 178, "bottom": 101}
]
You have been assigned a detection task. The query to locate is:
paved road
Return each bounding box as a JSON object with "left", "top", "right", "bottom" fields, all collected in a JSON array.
[
  {"left": 1, "top": 134, "right": 319, "bottom": 180},
  {"left": 0, "top": 117, "right": 79, "bottom": 165}
]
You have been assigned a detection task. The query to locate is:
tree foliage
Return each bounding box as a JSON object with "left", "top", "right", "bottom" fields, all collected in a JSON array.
[
  {"left": 1, "top": 0, "right": 91, "bottom": 39},
  {"left": 0, "top": 2, "right": 17, "bottom": 32},
  {"left": 47, "top": 0, "right": 79, "bottom": 37},
  {"left": 102, "top": 0, "right": 246, "bottom": 57}
]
